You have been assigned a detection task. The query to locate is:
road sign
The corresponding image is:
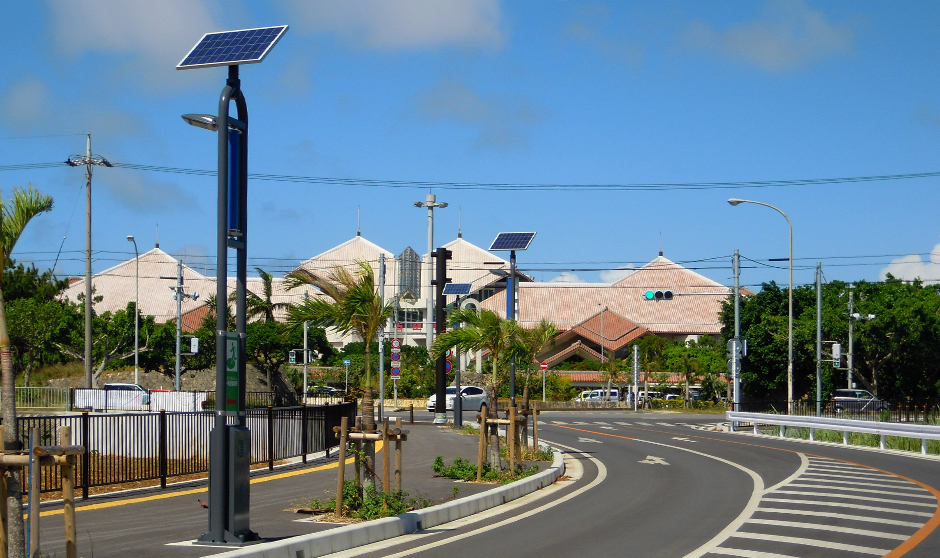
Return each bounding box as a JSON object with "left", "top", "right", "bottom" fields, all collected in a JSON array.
[
  {"left": 540, "top": 362, "right": 548, "bottom": 370},
  {"left": 445, "top": 361, "right": 452, "bottom": 374},
  {"left": 390, "top": 352, "right": 401, "bottom": 362},
  {"left": 391, "top": 361, "right": 401, "bottom": 369},
  {"left": 727, "top": 359, "right": 741, "bottom": 375},
  {"left": 391, "top": 339, "right": 401, "bottom": 349},
  {"left": 224, "top": 333, "right": 240, "bottom": 412},
  {"left": 390, "top": 368, "right": 401, "bottom": 378},
  {"left": 343, "top": 359, "right": 351, "bottom": 366}
]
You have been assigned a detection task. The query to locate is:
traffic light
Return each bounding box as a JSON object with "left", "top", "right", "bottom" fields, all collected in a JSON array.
[
  {"left": 832, "top": 343, "right": 841, "bottom": 367},
  {"left": 644, "top": 290, "right": 673, "bottom": 301},
  {"left": 289, "top": 350, "right": 296, "bottom": 365}
]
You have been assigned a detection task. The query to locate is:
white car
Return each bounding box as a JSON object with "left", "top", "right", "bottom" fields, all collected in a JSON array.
[{"left": 427, "top": 386, "right": 489, "bottom": 412}]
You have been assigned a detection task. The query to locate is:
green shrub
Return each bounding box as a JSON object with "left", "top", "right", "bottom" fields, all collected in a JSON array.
[{"left": 433, "top": 455, "right": 539, "bottom": 484}]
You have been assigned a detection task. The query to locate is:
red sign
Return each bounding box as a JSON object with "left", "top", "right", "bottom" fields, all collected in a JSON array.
[
  {"left": 540, "top": 362, "right": 548, "bottom": 370},
  {"left": 391, "top": 339, "right": 401, "bottom": 349},
  {"left": 445, "top": 361, "right": 452, "bottom": 374}
]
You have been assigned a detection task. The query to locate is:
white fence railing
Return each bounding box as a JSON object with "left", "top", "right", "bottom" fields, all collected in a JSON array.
[
  {"left": 727, "top": 411, "right": 940, "bottom": 455},
  {"left": 0, "top": 387, "right": 71, "bottom": 410}
]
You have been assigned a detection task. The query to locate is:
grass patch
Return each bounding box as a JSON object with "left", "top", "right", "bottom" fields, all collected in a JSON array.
[
  {"left": 433, "top": 455, "right": 539, "bottom": 484},
  {"left": 308, "top": 480, "right": 429, "bottom": 521},
  {"left": 756, "top": 425, "right": 940, "bottom": 455}
]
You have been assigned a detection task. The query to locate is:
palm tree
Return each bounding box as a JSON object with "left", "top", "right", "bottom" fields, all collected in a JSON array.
[
  {"left": 285, "top": 261, "right": 393, "bottom": 485},
  {"left": 0, "top": 185, "right": 53, "bottom": 557},
  {"left": 230, "top": 267, "right": 288, "bottom": 323},
  {"left": 512, "top": 320, "right": 559, "bottom": 408},
  {"left": 433, "top": 307, "right": 517, "bottom": 467}
]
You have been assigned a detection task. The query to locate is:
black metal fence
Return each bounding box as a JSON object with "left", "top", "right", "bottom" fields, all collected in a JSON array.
[
  {"left": 10, "top": 402, "right": 356, "bottom": 498},
  {"left": 736, "top": 400, "right": 940, "bottom": 423}
]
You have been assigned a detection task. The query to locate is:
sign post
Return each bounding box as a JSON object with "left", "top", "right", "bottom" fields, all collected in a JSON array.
[
  {"left": 390, "top": 339, "right": 401, "bottom": 409},
  {"left": 540, "top": 362, "right": 548, "bottom": 403}
]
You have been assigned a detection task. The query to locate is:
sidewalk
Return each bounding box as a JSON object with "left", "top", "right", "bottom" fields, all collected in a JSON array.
[{"left": 32, "top": 410, "right": 493, "bottom": 558}]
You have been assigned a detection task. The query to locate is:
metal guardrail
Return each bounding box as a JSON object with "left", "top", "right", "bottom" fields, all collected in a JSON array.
[{"left": 727, "top": 411, "right": 940, "bottom": 455}]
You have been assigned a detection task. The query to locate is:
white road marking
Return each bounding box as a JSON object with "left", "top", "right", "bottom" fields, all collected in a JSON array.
[
  {"left": 638, "top": 455, "right": 669, "bottom": 465},
  {"left": 573, "top": 421, "right": 591, "bottom": 425},
  {"left": 614, "top": 422, "right": 632, "bottom": 426},
  {"left": 784, "top": 483, "right": 935, "bottom": 499},
  {"left": 636, "top": 421, "right": 653, "bottom": 425},
  {"left": 599, "top": 426, "right": 616, "bottom": 430},
  {"left": 763, "top": 454, "right": 808, "bottom": 494},
  {"left": 551, "top": 421, "right": 568, "bottom": 425},
  {"left": 760, "top": 498, "right": 935, "bottom": 517},
  {"left": 729, "top": 532, "right": 889, "bottom": 555},
  {"left": 754, "top": 507, "right": 924, "bottom": 528},
  {"left": 770, "top": 490, "right": 936, "bottom": 507},
  {"left": 798, "top": 474, "right": 915, "bottom": 487},
  {"left": 354, "top": 440, "right": 607, "bottom": 558},
  {"left": 578, "top": 437, "right": 602, "bottom": 443},
  {"left": 746, "top": 518, "right": 909, "bottom": 540},
  {"left": 593, "top": 421, "right": 610, "bottom": 425},
  {"left": 710, "top": 548, "right": 802, "bottom": 558}
]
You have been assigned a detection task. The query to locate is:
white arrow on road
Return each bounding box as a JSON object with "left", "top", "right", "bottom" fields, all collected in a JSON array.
[
  {"left": 638, "top": 455, "right": 669, "bottom": 465},
  {"left": 671, "top": 436, "right": 696, "bottom": 443},
  {"left": 578, "top": 437, "right": 603, "bottom": 443}
]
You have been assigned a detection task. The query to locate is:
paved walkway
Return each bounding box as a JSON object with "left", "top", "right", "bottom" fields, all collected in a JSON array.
[{"left": 31, "top": 411, "right": 491, "bottom": 558}]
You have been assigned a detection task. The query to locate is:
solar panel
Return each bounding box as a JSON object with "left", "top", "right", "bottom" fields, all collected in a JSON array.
[
  {"left": 443, "top": 283, "right": 473, "bottom": 295},
  {"left": 489, "top": 232, "right": 536, "bottom": 251},
  {"left": 177, "top": 26, "right": 288, "bottom": 70}
]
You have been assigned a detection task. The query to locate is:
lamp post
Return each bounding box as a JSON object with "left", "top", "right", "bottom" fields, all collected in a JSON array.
[
  {"left": 126, "top": 236, "right": 139, "bottom": 386},
  {"left": 728, "top": 198, "right": 794, "bottom": 414},
  {"left": 414, "top": 194, "right": 447, "bottom": 352}
]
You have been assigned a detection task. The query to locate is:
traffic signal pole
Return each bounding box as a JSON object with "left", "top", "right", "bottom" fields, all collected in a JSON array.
[{"left": 432, "top": 248, "right": 452, "bottom": 425}]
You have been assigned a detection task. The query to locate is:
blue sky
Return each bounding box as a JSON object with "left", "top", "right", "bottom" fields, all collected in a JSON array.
[{"left": 2, "top": 1, "right": 940, "bottom": 290}]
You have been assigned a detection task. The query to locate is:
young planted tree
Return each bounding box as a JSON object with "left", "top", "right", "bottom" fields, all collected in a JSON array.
[
  {"left": 0, "top": 185, "right": 54, "bottom": 558},
  {"left": 286, "top": 261, "right": 393, "bottom": 487},
  {"left": 433, "top": 307, "right": 517, "bottom": 467},
  {"left": 511, "top": 319, "right": 559, "bottom": 409}
]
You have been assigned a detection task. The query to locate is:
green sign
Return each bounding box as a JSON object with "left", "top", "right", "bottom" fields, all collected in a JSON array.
[{"left": 225, "top": 333, "right": 240, "bottom": 412}]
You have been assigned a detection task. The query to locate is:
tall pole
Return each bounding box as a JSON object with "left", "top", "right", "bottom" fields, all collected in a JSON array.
[
  {"left": 848, "top": 287, "right": 854, "bottom": 389},
  {"left": 303, "top": 291, "right": 308, "bottom": 403},
  {"left": 509, "top": 250, "right": 517, "bottom": 407},
  {"left": 128, "top": 236, "right": 139, "bottom": 386},
  {"left": 378, "top": 254, "right": 385, "bottom": 421},
  {"left": 733, "top": 249, "right": 741, "bottom": 412},
  {"left": 84, "top": 134, "right": 93, "bottom": 389},
  {"left": 633, "top": 344, "right": 639, "bottom": 411},
  {"left": 175, "top": 259, "right": 183, "bottom": 391},
  {"left": 816, "top": 262, "right": 822, "bottom": 416},
  {"left": 433, "top": 247, "right": 451, "bottom": 424},
  {"left": 426, "top": 194, "right": 435, "bottom": 351},
  {"left": 727, "top": 199, "right": 793, "bottom": 413}
]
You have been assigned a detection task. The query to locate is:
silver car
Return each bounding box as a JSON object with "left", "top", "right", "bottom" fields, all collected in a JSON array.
[{"left": 427, "top": 386, "right": 489, "bottom": 412}]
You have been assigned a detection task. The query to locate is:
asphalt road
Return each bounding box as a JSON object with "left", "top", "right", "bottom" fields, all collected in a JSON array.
[{"left": 339, "top": 411, "right": 940, "bottom": 558}]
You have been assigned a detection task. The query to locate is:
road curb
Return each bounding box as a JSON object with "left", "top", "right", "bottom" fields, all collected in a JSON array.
[{"left": 211, "top": 445, "right": 565, "bottom": 558}]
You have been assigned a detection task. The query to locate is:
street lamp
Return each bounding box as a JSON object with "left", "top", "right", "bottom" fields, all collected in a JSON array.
[
  {"left": 126, "top": 236, "right": 139, "bottom": 386},
  {"left": 728, "top": 198, "right": 794, "bottom": 413},
  {"left": 414, "top": 195, "right": 447, "bottom": 354}
]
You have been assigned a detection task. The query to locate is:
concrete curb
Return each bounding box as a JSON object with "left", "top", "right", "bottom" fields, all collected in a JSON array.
[{"left": 212, "top": 445, "right": 565, "bottom": 558}]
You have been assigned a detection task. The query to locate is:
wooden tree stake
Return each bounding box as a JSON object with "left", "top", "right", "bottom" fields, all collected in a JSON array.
[{"left": 335, "top": 416, "right": 348, "bottom": 518}]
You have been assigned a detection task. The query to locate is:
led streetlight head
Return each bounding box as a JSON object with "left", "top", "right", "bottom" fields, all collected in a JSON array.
[
  {"left": 438, "top": 202, "right": 449, "bottom": 208},
  {"left": 727, "top": 199, "right": 745, "bottom": 206},
  {"left": 126, "top": 235, "right": 134, "bottom": 242},
  {"left": 182, "top": 114, "right": 218, "bottom": 131},
  {"left": 414, "top": 202, "right": 424, "bottom": 208}
]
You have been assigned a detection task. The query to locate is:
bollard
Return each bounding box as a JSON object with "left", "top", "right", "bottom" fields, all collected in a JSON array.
[
  {"left": 394, "top": 417, "right": 403, "bottom": 493},
  {"left": 336, "top": 416, "right": 348, "bottom": 518},
  {"left": 532, "top": 409, "right": 539, "bottom": 452},
  {"left": 477, "top": 403, "right": 487, "bottom": 482},
  {"left": 409, "top": 404, "right": 414, "bottom": 424}
]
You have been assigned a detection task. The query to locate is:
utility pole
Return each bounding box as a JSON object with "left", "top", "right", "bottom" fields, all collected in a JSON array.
[
  {"left": 175, "top": 260, "right": 182, "bottom": 391},
  {"left": 66, "top": 134, "right": 112, "bottom": 388},
  {"left": 414, "top": 194, "right": 447, "bottom": 352},
  {"left": 378, "top": 254, "right": 386, "bottom": 421},
  {"left": 303, "top": 291, "right": 309, "bottom": 403},
  {"left": 848, "top": 287, "right": 854, "bottom": 389},
  {"left": 816, "top": 262, "right": 822, "bottom": 416},
  {"left": 633, "top": 344, "right": 639, "bottom": 412},
  {"left": 733, "top": 249, "right": 741, "bottom": 411}
]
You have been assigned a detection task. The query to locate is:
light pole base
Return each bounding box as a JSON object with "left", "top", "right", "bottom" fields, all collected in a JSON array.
[{"left": 432, "top": 413, "right": 447, "bottom": 425}]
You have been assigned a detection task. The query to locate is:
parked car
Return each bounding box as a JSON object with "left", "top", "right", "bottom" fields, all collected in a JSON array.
[
  {"left": 427, "top": 386, "right": 489, "bottom": 412},
  {"left": 636, "top": 391, "right": 664, "bottom": 404},
  {"left": 312, "top": 386, "right": 341, "bottom": 396},
  {"left": 577, "top": 388, "right": 620, "bottom": 402},
  {"left": 830, "top": 389, "right": 890, "bottom": 413}
]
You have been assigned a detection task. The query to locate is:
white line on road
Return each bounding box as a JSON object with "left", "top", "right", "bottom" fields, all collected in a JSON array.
[
  {"left": 753, "top": 507, "right": 924, "bottom": 528},
  {"left": 593, "top": 421, "right": 610, "bottom": 425},
  {"left": 729, "top": 531, "right": 889, "bottom": 555},
  {"left": 784, "top": 483, "right": 934, "bottom": 499},
  {"left": 797, "top": 474, "right": 916, "bottom": 487},
  {"left": 599, "top": 426, "right": 616, "bottom": 430},
  {"left": 760, "top": 498, "right": 935, "bottom": 517},
  {"left": 710, "top": 547, "right": 803, "bottom": 558},
  {"left": 770, "top": 490, "right": 936, "bottom": 507},
  {"left": 745, "top": 518, "right": 909, "bottom": 540},
  {"left": 614, "top": 422, "right": 632, "bottom": 426},
  {"left": 656, "top": 422, "right": 674, "bottom": 426},
  {"left": 671, "top": 436, "right": 696, "bottom": 443},
  {"left": 763, "top": 454, "right": 808, "bottom": 494},
  {"left": 578, "top": 437, "right": 603, "bottom": 443}
]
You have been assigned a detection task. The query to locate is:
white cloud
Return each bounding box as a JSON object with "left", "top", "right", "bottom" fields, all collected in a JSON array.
[
  {"left": 682, "top": 0, "right": 853, "bottom": 72},
  {"left": 549, "top": 272, "right": 584, "bottom": 283},
  {"left": 600, "top": 266, "right": 635, "bottom": 283},
  {"left": 881, "top": 241, "right": 940, "bottom": 284},
  {"left": 415, "top": 79, "right": 544, "bottom": 149},
  {"left": 277, "top": 0, "right": 503, "bottom": 50}
]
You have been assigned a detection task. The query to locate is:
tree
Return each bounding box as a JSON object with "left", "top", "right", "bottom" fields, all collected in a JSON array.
[
  {"left": 286, "top": 261, "right": 394, "bottom": 487},
  {"left": 231, "top": 267, "right": 289, "bottom": 323},
  {"left": 245, "top": 320, "right": 302, "bottom": 404},
  {"left": 511, "top": 320, "right": 559, "bottom": 408},
  {"left": 3, "top": 260, "right": 69, "bottom": 303},
  {"left": 6, "top": 298, "right": 76, "bottom": 385},
  {"left": 0, "top": 184, "right": 54, "bottom": 557},
  {"left": 433, "top": 307, "right": 517, "bottom": 467}
]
